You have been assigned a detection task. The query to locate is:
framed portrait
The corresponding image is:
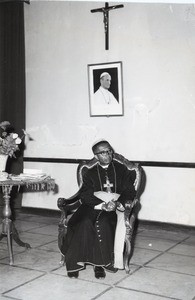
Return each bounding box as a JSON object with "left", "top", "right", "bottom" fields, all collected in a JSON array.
[{"left": 88, "top": 61, "right": 123, "bottom": 117}]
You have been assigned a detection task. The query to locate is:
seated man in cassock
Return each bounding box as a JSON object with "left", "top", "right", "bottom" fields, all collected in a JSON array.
[{"left": 64, "top": 140, "right": 136, "bottom": 279}]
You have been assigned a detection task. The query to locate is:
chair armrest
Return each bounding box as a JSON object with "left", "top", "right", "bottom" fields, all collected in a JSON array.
[
  {"left": 57, "top": 190, "right": 82, "bottom": 229},
  {"left": 124, "top": 198, "right": 139, "bottom": 210},
  {"left": 58, "top": 195, "right": 81, "bottom": 217},
  {"left": 57, "top": 187, "right": 82, "bottom": 210}
]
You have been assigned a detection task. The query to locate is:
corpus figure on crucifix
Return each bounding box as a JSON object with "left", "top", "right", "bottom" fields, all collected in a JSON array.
[
  {"left": 91, "top": 2, "right": 124, "bottom": 50},
  {"left": 62, "top": 140, "right": 136, "bottom": 279}
]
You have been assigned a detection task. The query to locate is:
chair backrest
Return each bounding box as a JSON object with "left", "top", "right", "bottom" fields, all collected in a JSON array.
[{"left": 77, "top": 153, "right": 142, "bottom": 196}]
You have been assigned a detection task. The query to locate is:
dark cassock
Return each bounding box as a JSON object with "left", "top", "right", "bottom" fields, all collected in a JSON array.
[{"left": 62, "top": 160, "right": 136, "bottom": 273}]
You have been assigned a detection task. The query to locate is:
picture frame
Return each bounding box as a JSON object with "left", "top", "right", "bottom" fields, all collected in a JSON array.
[{"left": 88, "top": 61, "right": 123, "bottom": 117}]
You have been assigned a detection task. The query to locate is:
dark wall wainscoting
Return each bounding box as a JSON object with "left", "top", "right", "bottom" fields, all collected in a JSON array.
[{"left": 23, "top": 157, "right": 195, "bottom": 169}]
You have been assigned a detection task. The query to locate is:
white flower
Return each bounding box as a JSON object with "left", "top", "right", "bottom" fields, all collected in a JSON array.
[
  {"left": 15, "top": 137, "right": 22, "bottom": 145},
  {"left": 12, "top": 133, "right": 18, "bottom": 139}
]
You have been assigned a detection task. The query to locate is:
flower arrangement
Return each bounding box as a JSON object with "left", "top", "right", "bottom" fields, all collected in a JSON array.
[{"left": 0, "top": 121, "right": 25, "bottom": 157}]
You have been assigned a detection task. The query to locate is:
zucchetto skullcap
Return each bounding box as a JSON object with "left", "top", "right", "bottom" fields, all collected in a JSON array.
[
  {"left": 92, "top": 139, "right": 110, "bottom": 153},
  {"left": 100, "top": 72, "right": 110, "bottom": 79},
  {"left": 92, "top": 139, "right": 108, "bottom": 147}
]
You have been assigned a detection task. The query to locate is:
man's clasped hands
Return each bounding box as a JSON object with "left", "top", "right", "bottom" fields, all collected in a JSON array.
[{"left": 101, "top": 200, "right": 119, "bottom": 212}]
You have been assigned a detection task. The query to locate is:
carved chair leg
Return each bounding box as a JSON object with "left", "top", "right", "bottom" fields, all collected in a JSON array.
[
  {"left": 124, "top": 214, "right": 136, "bottom": 274},
  {"left": 59, "top": 254, "right": 65, "bottom": 266},
  {"left": 58, "top": 224, "right": 67, "bottom": 267},
  {"left": 124, "top": 238, "right": 131, "bottom": 273},
  {"left": 58, "top": 224, "right": 67, "bottom": 266}
]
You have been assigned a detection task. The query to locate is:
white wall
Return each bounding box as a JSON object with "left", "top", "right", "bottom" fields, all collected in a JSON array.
[{"left": 23, "top": 1, "right": 195, "bottom": 226}]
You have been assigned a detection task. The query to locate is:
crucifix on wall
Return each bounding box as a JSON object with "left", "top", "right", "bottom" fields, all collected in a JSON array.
[{"left": 91, "top": 2, "right": 124, "bottom": 50}]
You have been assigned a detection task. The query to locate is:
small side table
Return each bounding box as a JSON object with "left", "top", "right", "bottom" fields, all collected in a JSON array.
[{"left": 0, "top": 176, "right": 55, "bottom": 265}]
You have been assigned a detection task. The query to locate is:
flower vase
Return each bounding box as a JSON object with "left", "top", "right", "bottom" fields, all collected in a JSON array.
[{"left": 0, "top": 154, "right": 8, "bottom": 172}]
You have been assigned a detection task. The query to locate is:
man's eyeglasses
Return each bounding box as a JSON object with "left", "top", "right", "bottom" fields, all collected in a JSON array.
[{"left": 95, "top": 149, "right": 113, "bottom": 156}]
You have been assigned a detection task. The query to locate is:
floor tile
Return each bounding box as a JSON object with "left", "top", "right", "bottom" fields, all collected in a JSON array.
[
  {"left": 182, "top": 236, "right": 195, "bottom": 245},
  {"left": 0, "top": 296, "right": 15, "bottom": 299},
  {"left": 4, "top": 273, "right": 109, "bottom": 300},
  {"left": 18, "top": 232, "right": 57, "bottom": 248},
  {"left": 117, "top": 266, "right": 195, "bottom": 300},
  {"left": 0, "top": 232, "right": 57, "bottom": 248},
  {"left": 26, "top": 224, "right": 58, "bottom": 236},
  {"left": 168, "top": 243, "right": 195, "bottom": 257},
  {"left": 0, "top": 249, "right": 10, "bottom": 260},
  {"left": 130, "top": 247, "right": 161, "bottom": 266},
  {"left": 134, "top": 235, "right": 179, "bottom": 252},
  {"left": 0, "top": 242, "right": 27, "bottom": 256},
  {"left": 0, "top": 248, "right": 61, "bottom": 272},
  {"left": 146, "top": 252, "right": 195, "bottom": 275},
  {"left": 0, "top": 264, "right": 43, "bottom": 294},
  {"left": 17, "top": 214, "right": 59, "bottom": 224},
  {"left": 52, "top": 264, "right": 139, "bottom": 285},
  {"left": 37, "top": 240, "right": 59, "bottom": 252},
  {"left": 13, "top": 220, "right": 48, "bottom": 232},
  {"left": 1, "top": 213, "right": 195, "bottom": 300},
  {"left": 138, "top": 229, "right": 189, "bottom": 242},
  {"left": 97, "top": 286, "right": 172, "bottom": 300}
]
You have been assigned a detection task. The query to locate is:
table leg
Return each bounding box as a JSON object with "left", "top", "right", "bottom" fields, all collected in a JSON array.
[
  {"left": 1, "top": 185, "right": 30, "bottom": 265},
  {"left": 7, "top": 219, "right": 14, "bottom": 265},
  {"left": 1, "top": 185, "right": 14, "bottom": 265}
]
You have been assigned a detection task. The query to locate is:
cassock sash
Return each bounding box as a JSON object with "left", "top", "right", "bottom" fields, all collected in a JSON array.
[
  {"left": 94, "top": 191, "right": 125, "bottom": 269},
  {"left": 94, "top": 191, "right": 120, "bottom": 202}
]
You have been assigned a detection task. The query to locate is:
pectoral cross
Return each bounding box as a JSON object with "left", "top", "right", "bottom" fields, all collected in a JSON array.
[
  {"left": 91, "top": 2, "right": 124, "bottom": 50},
  {"left": 104, "top": 176, "right": 113, "bottom": 193}
]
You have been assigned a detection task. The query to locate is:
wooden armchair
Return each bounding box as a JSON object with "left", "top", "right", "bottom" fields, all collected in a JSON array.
[{"left": 57, "top": 153, "right": 143, "bottom": 273}]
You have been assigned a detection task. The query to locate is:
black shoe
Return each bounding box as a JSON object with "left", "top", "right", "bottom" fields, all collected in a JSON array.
[
  {"left": 67, "top": 271, "right": 79, "bottom": 278},
  {"left": 94, "top": 266, "right": 106, "bottom": 279},
  {"left": 104, "top": 264, "right": 118, "bottom": 273}
]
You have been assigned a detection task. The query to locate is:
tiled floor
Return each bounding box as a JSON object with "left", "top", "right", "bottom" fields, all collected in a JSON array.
[{"left": 0, "top": 211, "right": 195, "bottom": 300}]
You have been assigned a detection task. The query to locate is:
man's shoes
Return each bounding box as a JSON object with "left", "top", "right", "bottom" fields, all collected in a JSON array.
[
  {"left": 94, "top": 266, "right": 106, "bottom": 279},
  {"left": 67, "top": 271, "right": 79, "bottom": 278},
  {"left": 104, "top": 264, "right": 118, "bottom": 273}
]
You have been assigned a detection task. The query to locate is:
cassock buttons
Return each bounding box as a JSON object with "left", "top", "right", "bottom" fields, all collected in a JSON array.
[{"left": 96, "top": 213, "right": 102, "bottom": 242}]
